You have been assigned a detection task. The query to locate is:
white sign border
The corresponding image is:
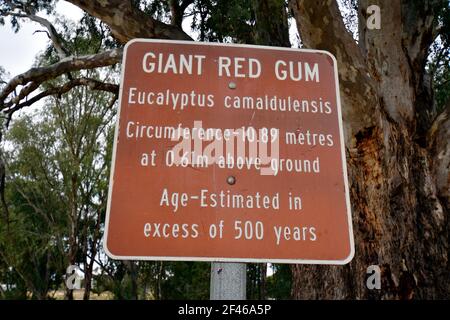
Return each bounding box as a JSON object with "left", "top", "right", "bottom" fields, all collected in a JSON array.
[{"left": 103, "top": 38, "right": 355, "bottom": 265}]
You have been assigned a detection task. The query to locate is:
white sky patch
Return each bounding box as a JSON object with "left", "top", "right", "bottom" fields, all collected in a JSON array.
[
  {"left": 55, "top": 0, "right": 84, "bottom": 22},
  {"left": 0, "top": 0, "right": 84, "bottom": 77},
  {"left": 289, "top": 18, "right": 301, "bottom": 48},
  {"left": 267, "top": 263, "right": 275, "bottom": 277},
  {"left": 0, "top": 21, "right": 48, "bottom": 76}
]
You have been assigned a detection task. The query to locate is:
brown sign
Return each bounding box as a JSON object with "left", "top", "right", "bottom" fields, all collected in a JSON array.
[{"left": 105, "top": 39, "right": 354, "bottom": 264}]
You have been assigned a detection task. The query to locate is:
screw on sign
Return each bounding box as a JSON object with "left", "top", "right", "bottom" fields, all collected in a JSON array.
[{"left": 104, "top": 39, "right": 354, "bottom": 264}]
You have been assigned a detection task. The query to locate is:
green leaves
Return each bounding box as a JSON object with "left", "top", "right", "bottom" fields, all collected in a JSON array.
[{"left": 0, "top": 64, "right": 117, "bottom": 299}]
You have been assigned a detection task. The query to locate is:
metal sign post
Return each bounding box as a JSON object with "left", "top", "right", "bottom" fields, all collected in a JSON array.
[{"left": 210, "top": 262, "right": 246, "bottom": 300}]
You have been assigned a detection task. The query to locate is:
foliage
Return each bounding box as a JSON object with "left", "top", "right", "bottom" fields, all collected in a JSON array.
[
  {"left": 266, "top": 264, "right": 292, "bottom": 299},
  {"left": 160, "top": 262, "right": 210, "bottom": 299}
]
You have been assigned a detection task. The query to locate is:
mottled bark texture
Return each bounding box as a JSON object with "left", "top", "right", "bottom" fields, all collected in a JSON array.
[
  {"left": 66, "top": 0, "right": 192, "bottom": 43},
  {"left": 289, "top": 0, "right": 449, "bottom": 299}
]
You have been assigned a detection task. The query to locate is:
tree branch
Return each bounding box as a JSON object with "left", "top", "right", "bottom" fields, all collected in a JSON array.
[
  {"left": 4, "top": 78, "right": 119, "bottom": 124},
  {"left": 1, "top": 9, "right": 70, "bottom": 59},
  {"left": 66, "top": 0, "right": 192, "bottom": 43},
  {"left": 0, "top": 49, "right": 122, "bottom": 113}
]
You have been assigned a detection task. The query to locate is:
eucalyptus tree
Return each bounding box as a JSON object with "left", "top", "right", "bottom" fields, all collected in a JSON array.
[{"left": 0, "top": 0, "right": 448, "bottom": 299}]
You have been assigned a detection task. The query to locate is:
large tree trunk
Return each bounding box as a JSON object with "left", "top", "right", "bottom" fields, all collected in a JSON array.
[{"left": 289, "top": 0, "right": 449, "bottom": 299}]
